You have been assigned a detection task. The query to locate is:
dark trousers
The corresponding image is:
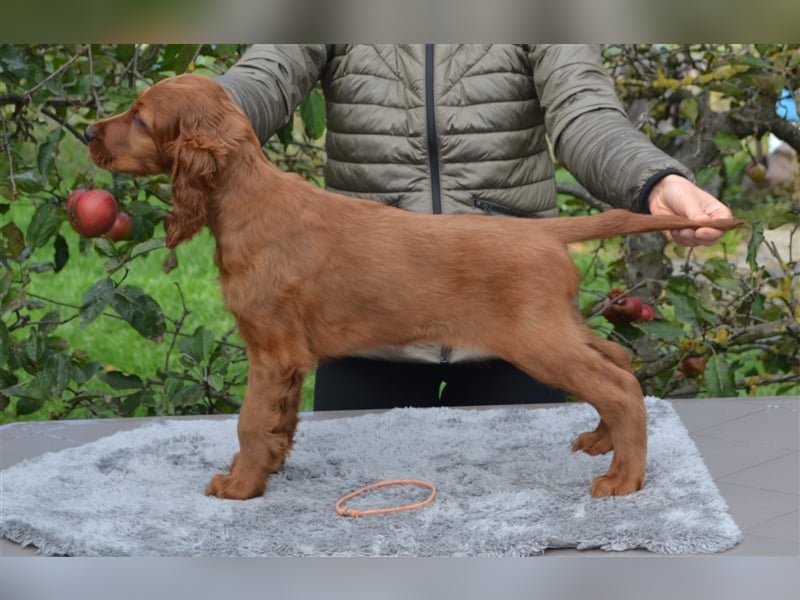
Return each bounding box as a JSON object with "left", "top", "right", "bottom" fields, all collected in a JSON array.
[{"left": 313, "top": 357, "right": 565, "bottom": 411}]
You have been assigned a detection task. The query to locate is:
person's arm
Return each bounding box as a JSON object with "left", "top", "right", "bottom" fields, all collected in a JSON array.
[
  {"left": 527, "top": 44, "right": 692, "bottom": 214},
  {"left": 216, "top": 44, "right": 330, "bottom": 145}
]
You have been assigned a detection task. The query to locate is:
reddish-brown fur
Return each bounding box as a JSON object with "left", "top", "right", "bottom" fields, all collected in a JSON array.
[{"left": 86, "top": 74, "right": 745, "bottom": 500}]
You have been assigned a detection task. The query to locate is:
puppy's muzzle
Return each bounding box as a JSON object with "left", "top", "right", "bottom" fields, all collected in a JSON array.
[{"left": 84, "top": 126, "right": 97, "bottom": 143}]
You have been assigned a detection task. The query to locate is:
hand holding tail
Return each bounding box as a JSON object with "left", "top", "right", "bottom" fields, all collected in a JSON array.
[{"left": 647, "top": 174, "right": 735, "bottom": 246}]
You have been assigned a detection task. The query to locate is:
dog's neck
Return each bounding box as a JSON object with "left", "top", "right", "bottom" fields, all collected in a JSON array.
[{"left": 207, "top": 141, "right": 312, "bottom": 275}]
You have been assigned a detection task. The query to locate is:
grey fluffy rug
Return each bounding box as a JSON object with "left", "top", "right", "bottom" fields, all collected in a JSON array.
[{"left": 0, "top": 397, "right": 741, "bottom": 556}]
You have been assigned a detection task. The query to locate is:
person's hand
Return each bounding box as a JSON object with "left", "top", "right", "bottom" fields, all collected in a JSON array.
[{"left": 647, "top": 174, "right": 734, "bottom": 246}]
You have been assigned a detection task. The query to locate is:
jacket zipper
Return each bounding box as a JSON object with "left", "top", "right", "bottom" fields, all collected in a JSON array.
[
  {"left": 425, "top": 44, "right": 442, "bottom": 215},
  {"left": 425, "top": 45, "right": 450, "bottom": 364}
]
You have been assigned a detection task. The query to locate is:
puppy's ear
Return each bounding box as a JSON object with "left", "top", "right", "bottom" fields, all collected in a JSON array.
[
  {"left": 165, "top": 131, "right": 232, "bottom": 248},
  {"left": 162, "top": 84, "right": 252, "bottom": 248}
]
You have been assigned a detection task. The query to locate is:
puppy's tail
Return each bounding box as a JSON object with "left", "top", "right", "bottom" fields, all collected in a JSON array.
[{"left": 547, "top": 208, "right": 746, "bottom": 244}]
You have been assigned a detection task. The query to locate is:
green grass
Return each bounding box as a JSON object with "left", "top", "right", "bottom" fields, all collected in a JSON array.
[{"left": 28, "top": 222, "right": 232, "bottom": 372}]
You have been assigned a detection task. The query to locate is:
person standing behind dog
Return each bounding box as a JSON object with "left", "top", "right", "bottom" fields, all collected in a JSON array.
[{"left": 216, "top": 44, "right": 733, "bottom": 410}]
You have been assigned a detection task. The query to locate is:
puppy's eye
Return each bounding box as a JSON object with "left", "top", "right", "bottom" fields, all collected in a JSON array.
[{"left": 131, "top": 114, "right": 148, "bottom": 130}]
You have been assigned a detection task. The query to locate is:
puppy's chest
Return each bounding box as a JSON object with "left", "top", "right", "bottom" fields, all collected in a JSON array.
[{"left": 216, "top": 254, "right": 309, "bottom": 314}]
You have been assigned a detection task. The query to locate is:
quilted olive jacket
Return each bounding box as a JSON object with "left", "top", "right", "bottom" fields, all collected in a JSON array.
[{"left": 217, "top": 44, "right": 692, "bottom": 363}]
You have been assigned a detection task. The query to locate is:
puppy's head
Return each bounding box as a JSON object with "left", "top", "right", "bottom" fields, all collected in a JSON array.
[{"left": 85, "top": 74, "right": 255, "bottom": 247}]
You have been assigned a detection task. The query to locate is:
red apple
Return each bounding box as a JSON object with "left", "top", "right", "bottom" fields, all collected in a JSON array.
[
  {"left": 105, "top": 211, "right": 133, "bottom": 242},
  {"left": 66, "top": 188, "right": 87, "bottom": 214},
  {"left": 619, "top": 296, "right": 643, "bottom": 320},
  {"left": 607, "top": 288, "right": 625, "bottom": 300},
  {"left": 681, "top": 357, "right": 707, "bottom": 378},
  {"left": 68, "top": 189, "right": 119, "bottom": 237},
  {"left": 639, "top": 304, "right": 655, "bottom": 321},
  {"left": 602, "top": 294, "right": 643, "bottom": 325}
]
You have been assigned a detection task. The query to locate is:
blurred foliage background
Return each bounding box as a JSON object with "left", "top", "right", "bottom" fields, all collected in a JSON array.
[{"left": 1, "top": 44, "right": 798, "bottom": 423}]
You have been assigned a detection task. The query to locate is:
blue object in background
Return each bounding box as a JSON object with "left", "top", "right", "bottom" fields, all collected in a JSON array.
[{"left": 776, "top": 88, "right": 799, "bottom": 122}]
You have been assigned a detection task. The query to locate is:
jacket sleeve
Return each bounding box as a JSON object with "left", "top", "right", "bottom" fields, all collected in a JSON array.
[
  {"left": 527, "top": 44, "right": 694, "bottom": 212},
  {"left": 216, "top": 44, "right": 330, "bottom": 145}
]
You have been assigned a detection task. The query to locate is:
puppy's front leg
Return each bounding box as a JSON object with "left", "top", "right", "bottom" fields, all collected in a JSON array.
[{"left": 206, "top": 357, "right": 302, "bottom": 500}]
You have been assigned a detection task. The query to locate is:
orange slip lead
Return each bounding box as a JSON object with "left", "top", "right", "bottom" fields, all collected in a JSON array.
[{"left": 335, "top": 479, "right": 437, "bottom": 518}]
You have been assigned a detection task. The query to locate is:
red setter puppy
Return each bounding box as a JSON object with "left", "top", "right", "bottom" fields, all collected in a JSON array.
[{"left": 86, "top": 75, "right": 742, "bottom": 501}]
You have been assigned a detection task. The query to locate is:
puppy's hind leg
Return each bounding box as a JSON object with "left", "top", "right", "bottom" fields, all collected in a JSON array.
[
  {"left": 502, "top": 319, "right": 647, "bottom": 498},
  {"left": 571, "top": 335, "right": 633, "bottom": 456}
]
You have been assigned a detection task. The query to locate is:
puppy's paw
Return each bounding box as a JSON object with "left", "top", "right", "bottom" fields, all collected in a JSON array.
[
  {"left": 205, "top": 472, "right": 266, "bottom": 500},
  {"left": 590, "top": 471, "right": 644, "bottom": 498},
  {"left": 571, "top": 430, "right": 613, "bottom": 456}
]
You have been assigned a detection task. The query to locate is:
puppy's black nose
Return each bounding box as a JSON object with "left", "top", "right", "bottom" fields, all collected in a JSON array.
[{"left": 84, "top": 126, "right": 96, "bottom": 143}]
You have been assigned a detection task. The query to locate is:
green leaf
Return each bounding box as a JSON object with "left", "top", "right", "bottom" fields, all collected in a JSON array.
[
  {"left": 679, "top": 97, "right": 699, "bottom": 125},
  {"left": 0, "top": 285, "right": 24, "bottom": 314},
  {"left": 161, "top": 44, "right": 201, "bottom": 73},
  {"left": 0, "top": 268, "right": 11, "bottom": 300},
  {"left": 130, "top": 216, "right": 155, "bottom": 242},
  {"left": 37, "top": 310, "right": 62, "bottom": 336},
  {"left": 15, "top": 395, "right": 45, "bottom": 416},
  {"left": 0, "top": 222, "right": 25, "bottom": 260},
  {"left": 173, "top": 382, "right": 203, "bottom": 408},
  {"left": 41, "top": 352, "right": 71, "bottom": 397},
  {"left": 772, "top": 75, "right": 788, "bottom": 96},
  {"left": 25, "top": 202, "right": 60, "bottom": 249},
  {"left": 0, "top": 47, "right": 31, "bottom": 77},
  {"left": 22, "top": 329, "right": 46, "bottom": 364},
  {"left": 712, "top": 131, "right": 741, "bottom": 154},
  {"left": 119, "top": 390, "right": 151, "bottom": 416},
  {"left": 98, "top": 370, "right": 144, "bottom": 390},
  {"left": 276, "top": 121, "right": 294, "bottom": 149},
  {"left": 746, "top": 222, "right": 765, "bottom": 271},
  {"left": 766, "top": 210, "right": 800, "bottom": 229},
  {"left": 53, "top": 234, "right": 69, "bottom": 272},
  {"left": 130, "top": 237, "right": 165, "bottom": 259},
  {"left": 29, "top": 261, "right": 55, "bottom": 274},
  {"left": 705, "top": 354, "right": 737, "bottom": 397},
  {"left": 4, "top": 379, "right": 48, "bottom": 414},
  {"left": 611, "top": 322, "right": 644, "bottom": 340},
  {"left": 665, "top": 277, "right": 716, "bottom": 326},
  {"left": 11, "top": 172, "right": 43, "bottom": 194},
  {"left": 80, "top": 277, "right": 116, "bottom": 327},
  {"left": 178, "top": 326, "right": 215, "bottom": 363},
  {"left": 738, "top": 55, "right": 772, "bottom": 70},
  {"left": 299, "top": 89, "right": 326, "bottom": 139},
  {"left": 637, "top": 320, "right": 685, "bottom": 342},
  {"left": 72, "top": 359, "right": 104, "bottom": 385},
  {"left": 111, "top": 285, "right": 166, "bottom": 340},
  {"left": 37, "top": 127, "right": 64, "bottom": 178},
  {"left": 94, "top": 237, "right": 119, "bottom": 258},
  {"left": 695, "top": 165, "right": 720, "bottom": 188},
  {"left": 0, "top": 320, "right": 10, "bottom": 366},
  {"left": 164, "top": 377, "right": 202, "bottom": 408}
]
